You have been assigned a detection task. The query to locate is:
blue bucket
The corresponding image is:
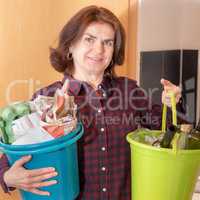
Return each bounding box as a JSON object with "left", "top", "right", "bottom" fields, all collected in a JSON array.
[
  {"left": 0, "top": 124, "right": 84, "bottom": 200},
  {"left": 0, "top": 123, "right": 82, "bottom": 151}
]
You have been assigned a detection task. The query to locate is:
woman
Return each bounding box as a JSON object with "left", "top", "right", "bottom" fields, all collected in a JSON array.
[{"left": 0, "top": 5, "right": 183, "bottom": 200}]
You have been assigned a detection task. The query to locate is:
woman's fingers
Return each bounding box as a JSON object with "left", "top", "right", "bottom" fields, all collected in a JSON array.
[
  {"left": 21, "top": 179, "right": 57, "bottom": 189},
  {"left": 27, "top": 167, "right": 56, "bottom": 177},
  {"left": 21, "top": 168, "right": 58, "bottom": 189},
  {"left": 160, "top": 78, "right": 181, "bottom": 105},
  {"left": 4, "top": 156, "right": 58, "bottom": 196},
  {"left": 13, "top": 156, "right": 56, "bottom": 178},
  {"left": 30, "top": 188, "right": 50, "bottom": 196},
  {"left": 160, "top": 78, "right": 172, "bottom": 87},
  {"left": 23, "top": 188, "right": 50, "bottom": 196},
  {"left": 19, "top": 170, "right": 58, "bottom": 186},
  {"left": 14, "top": 155, "right": 32, "bottom": 167},
  {"left": 19, "top": 179, "right": 57, "bottom": 196},
  {"left": 30, "top": 179, "right": 57, "bottom": 188},
  {"left": 160, "top": 78, "right": 178, "bottom": 92},
  {"left": 29, "top": 171, "right": 58, "bottom": 183}
]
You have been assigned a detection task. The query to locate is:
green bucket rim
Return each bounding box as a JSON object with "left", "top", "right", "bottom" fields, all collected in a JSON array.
[
  {"left": 126, "top": 93, "right": 200, "bottom": 155},
  {"left": 126, "top": 131, "right": 200, "bottom": 155}
]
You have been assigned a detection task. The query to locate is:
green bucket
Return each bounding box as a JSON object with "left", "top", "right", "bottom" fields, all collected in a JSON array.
[{"left": 126, "top": 93, "right": 200, "bottom": 200}]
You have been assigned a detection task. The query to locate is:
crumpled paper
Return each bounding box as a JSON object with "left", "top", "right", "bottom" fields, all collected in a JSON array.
[{"left": 1, "top": 79, "right": 78, "bottom": 145}]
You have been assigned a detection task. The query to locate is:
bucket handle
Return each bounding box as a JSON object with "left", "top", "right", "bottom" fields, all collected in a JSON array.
[
  {"left": 161, "top": 92, "right": 180, "bottom": 153},
  {"left": 161, "top": 92, "right": 177, "bottom": 132}
]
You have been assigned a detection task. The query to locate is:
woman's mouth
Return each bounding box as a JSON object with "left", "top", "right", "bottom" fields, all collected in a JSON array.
[{"left": 87, "top": 57, "right": 103, "bottom": 64}]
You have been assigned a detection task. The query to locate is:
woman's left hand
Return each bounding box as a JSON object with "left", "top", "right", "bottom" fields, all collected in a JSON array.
[{"left": 160, "top": 78, "right": 182, "bottom": 107}]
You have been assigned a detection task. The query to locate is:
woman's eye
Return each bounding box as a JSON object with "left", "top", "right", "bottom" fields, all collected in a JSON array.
[
  {"left": 104, "top": 41, "right": 114, "bottom": 47},
  {"left": 85, "top": 37, "right": 94, "bottom": 43}
]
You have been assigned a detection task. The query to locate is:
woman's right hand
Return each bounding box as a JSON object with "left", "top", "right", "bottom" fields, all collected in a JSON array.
[{"left": 3, "top": 155, "right": 58, "bottom": 196}]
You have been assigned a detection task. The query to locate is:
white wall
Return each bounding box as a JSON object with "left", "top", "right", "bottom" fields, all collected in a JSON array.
[
  {"left": 138, "top": 0, "right": 200, "bottom": 51},
  {"left": 180, "top": 0, "right": 200, "bottom": 49},
  {"left": 138, "top": 0, "right": 181, "bottom": 51}
]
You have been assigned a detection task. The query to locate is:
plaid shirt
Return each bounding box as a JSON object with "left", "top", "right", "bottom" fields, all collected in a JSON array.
[{"left": 1, "top": 75, "right": 181, "bottom": 200}]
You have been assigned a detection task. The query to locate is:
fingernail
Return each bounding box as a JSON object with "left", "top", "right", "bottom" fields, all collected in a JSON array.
[{"left": 53, "top": 172, "right": 58, "bottom": 176}]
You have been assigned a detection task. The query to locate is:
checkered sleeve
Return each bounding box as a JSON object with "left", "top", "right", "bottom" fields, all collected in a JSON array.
[{"left": 0, "top": 154, "right": 15, "bottom": 193}]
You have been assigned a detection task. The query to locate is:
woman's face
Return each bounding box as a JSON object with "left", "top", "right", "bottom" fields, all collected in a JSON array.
[{"left": 70, "top": 21, "right": 115, "bottom": 77}]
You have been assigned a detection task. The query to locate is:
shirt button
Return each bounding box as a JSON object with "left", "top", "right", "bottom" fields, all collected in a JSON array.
[
  {"left": 102, "top": 187, "right": 107, "bottom": 192},
  {"left": 98, "top": 109, "right": 101, "bottom": 113},
  {"left": 100, "top": 127, "right": 104, "bottom": 132},
  {"left": 102, "top": 92, "right": 106, "bottom": 97},
  {"left": 101, "top": 147, "right": 106, "bottom": 151},
  {"left": 101, "top": 166, "right": 106, "bottom": 171}
]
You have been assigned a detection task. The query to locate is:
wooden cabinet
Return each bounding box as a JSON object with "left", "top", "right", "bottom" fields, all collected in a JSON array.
[
  {"left": 0, "top": 0, "right": 137, "bottom": 108},
  {"left": 0, "top": 188, "right": 20, "bottom": 200},
  {"left": 0, "top": 1, "right": 138, "bottom": 199}
]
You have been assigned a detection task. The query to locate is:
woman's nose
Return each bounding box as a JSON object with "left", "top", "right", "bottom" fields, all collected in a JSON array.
[{"left": 94, "top": 41, "right": 104, "bottom": 54}]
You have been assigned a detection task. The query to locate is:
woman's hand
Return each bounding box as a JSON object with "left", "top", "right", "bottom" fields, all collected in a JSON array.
[
  {"left": 3, "top": 155, "right": 58, "bottom": 196},
  {"left": 161, "top": 78, "right": 181, "bottom": 107}
]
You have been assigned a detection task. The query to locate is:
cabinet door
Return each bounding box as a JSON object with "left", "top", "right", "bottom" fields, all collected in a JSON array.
[
  {"left": 140, "top": 49, "right": 198, "bottom": 124},
  {"left": 140, "top": 50, "right": 180, "bottom": 105},
  {"left": 182, "top": 50, "right": 198, "bottom": 124},
  {"left": 140, "top": 51, "right": 163, "bottom": 105},
  {"left": 163, "top": 50, "right": 180, "bottom": 86}
]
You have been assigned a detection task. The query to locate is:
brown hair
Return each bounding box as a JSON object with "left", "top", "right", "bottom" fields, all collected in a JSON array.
[{"left": 50, "top": 5, "right": 126, "bottom": 77}]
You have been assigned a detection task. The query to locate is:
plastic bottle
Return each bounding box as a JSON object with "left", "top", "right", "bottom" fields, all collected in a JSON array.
[{"left": 160, "top": 125, "right": 178, "bottom": 148}]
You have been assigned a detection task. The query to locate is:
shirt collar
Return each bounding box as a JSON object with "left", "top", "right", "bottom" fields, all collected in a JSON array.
[{"left": 62, "top": 73, "right": 114, "bottom": 97}]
